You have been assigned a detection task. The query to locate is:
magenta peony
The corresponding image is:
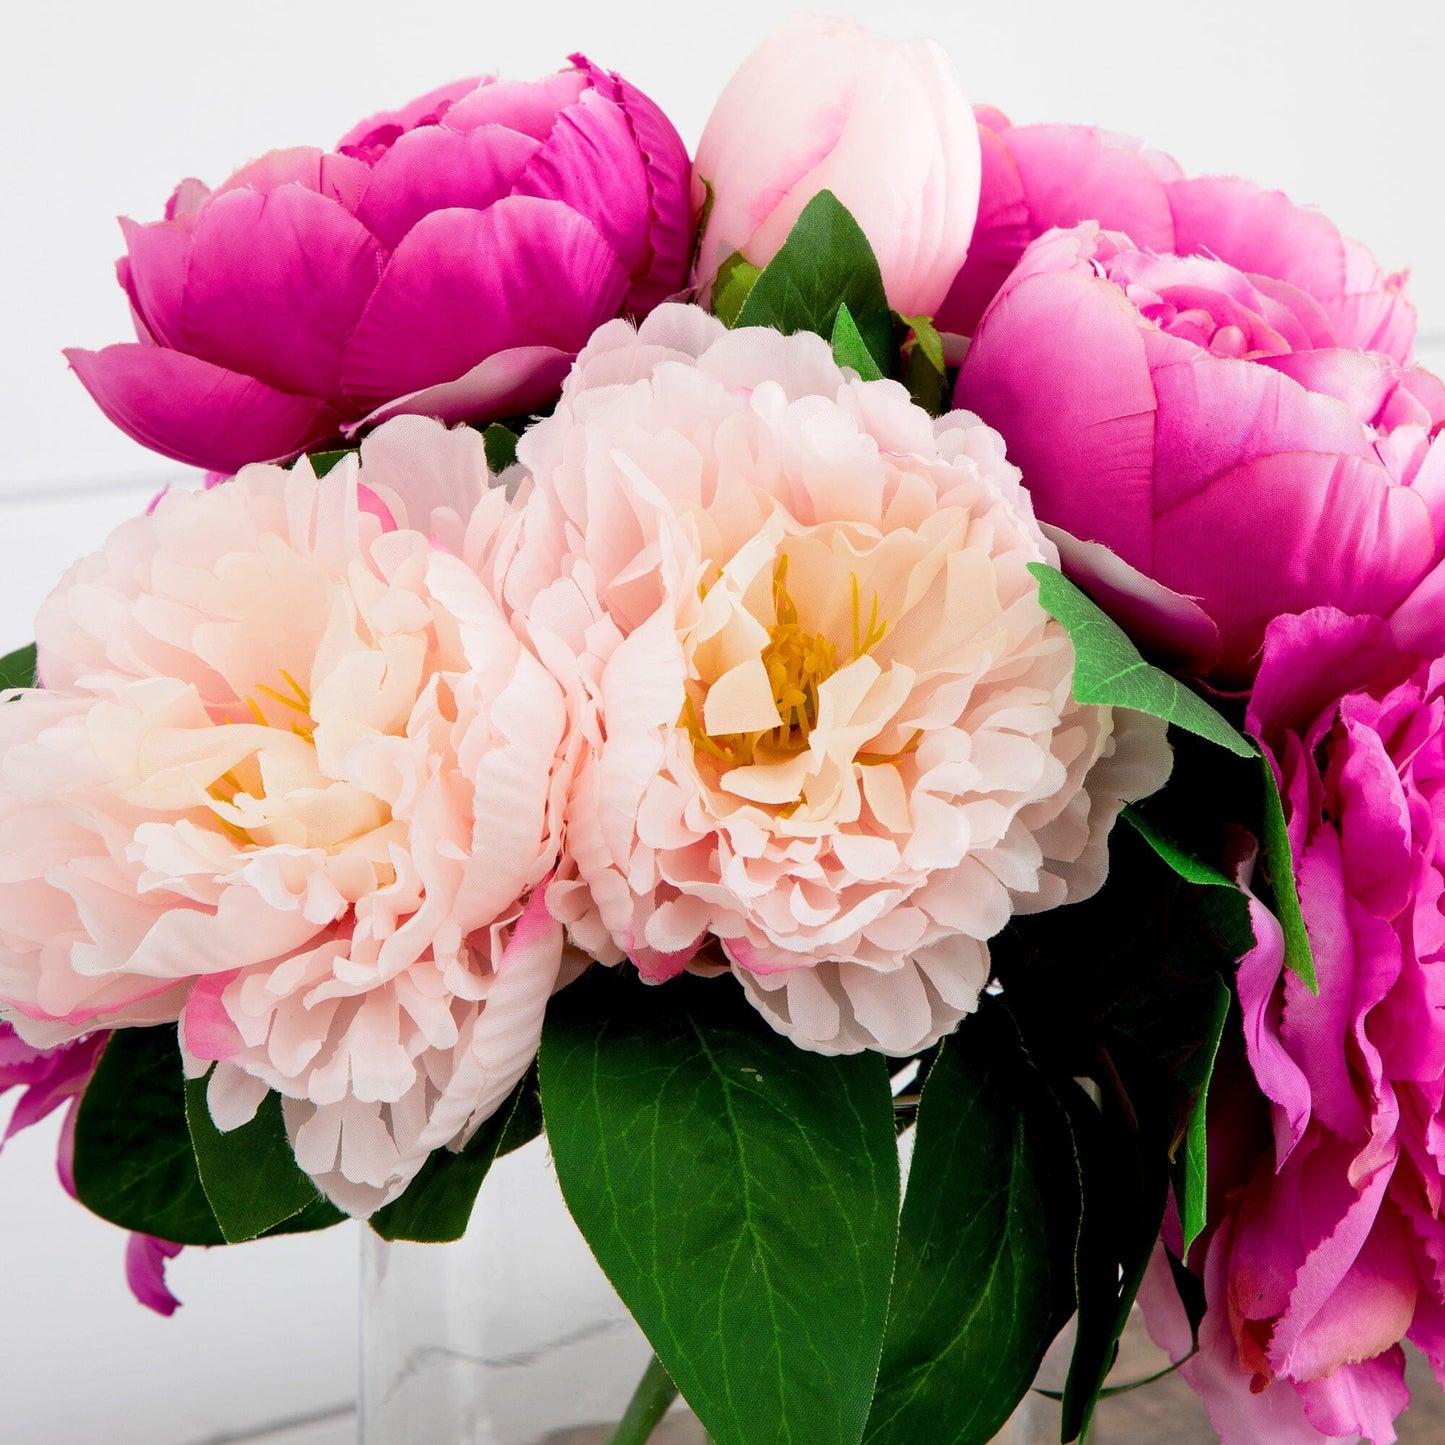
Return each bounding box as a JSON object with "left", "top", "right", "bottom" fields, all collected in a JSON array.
[
  {"left": 65, "top": 59, "right": 692, "bottom": 475},
  {"left": 937, "top": 108, "right": 1415, "bottom": 356},
  {"left": 1142, "top": 607, "right": 1445, "bottom": 1443},
  {"left": 502, "top": 304, "right": 1171, "bottom": 1055},
  {"left": 955, "top": 224, "right": 1445, "bottom": 682},
  {"left": 691, "top": 16, "right": 980, "bottom": 318},
  {"left": 0, "top": 419, "right": 575, "bottom": 1212}
]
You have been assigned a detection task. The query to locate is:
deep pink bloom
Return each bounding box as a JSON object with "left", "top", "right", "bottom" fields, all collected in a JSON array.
[
  {"left": 1142, "top": 608, "right": 1445, "bottom": 1442},
  {"left": 938, "top": 108, "right": 1415, "bottom": 361},
  {"left": 955, "top": 225, "right": 1445, "bottom": 682},
  {"left": 1, "top": 1021, "right": 182, "bottom": 1315},
  {"left": 65, "top": 58, "right": 693, "bottom": 474}
]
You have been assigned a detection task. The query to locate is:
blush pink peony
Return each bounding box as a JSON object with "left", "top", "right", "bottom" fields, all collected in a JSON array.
[
  {"left": 0, "top": 418, "right": 573, "bottom": 1212},
  {"left": 503, "top": 304, "right": 1172, "bottom": 1055}
]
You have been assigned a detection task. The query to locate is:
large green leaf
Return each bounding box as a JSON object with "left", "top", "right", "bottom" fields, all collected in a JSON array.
[
  {"left": 865, "top": 1000, "right": 1080, "bottom": 1445},
  {"left": 735, "top": 191, "right": 895, "bottom": 380},
  {"left": 1027, "top": 563, "right": 1253, "bottom": 758},
  {"left": 369, "top": 1071, "right": 543, "bottom": 1243},
  {"left": 73, "top": 1028, "right": 224, "bottom": 1246},
  {"left": 184, "top": 1072, "right": 327, "bottom": 1243},
  {"left": 539, "top": 969, "right": 899, "bottom": 1445}
]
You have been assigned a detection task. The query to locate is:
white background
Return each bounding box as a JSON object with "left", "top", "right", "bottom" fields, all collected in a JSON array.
[{"left": 1, "top": 2, "right": 1441, "bottom": 1441}]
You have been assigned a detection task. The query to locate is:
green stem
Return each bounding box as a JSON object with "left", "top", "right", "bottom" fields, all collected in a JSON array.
[{"left": 608, "top": 1352, "right": 681, "bottom": 1445}]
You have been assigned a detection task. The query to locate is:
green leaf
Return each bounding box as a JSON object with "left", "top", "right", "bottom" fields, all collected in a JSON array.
[
  {"left": 300, "top": 448, "right": 354, "bottom": 478},
  {"left": 260, "top": 1194, "right": 346, "bottom": 1236},
  {"left": 369, "top": 1071, "right": 543, "bottom": 1242},
  {"left": 831, "top": 302, "right": 886, "bottom": 381},
  {"left": 73, "top": 1028, "right": 224, "bottom": 1246},
  {"left": 540, "top": 969, "right": 899, "bottom": 1445},
  {"left": 735, "top": 191, "right": 895, "bottom": 380},
  {"left": 1059, "top": 1055, "right": 1173, "bottom": 1442},
  {"left": 711, "top": 249, "right": 763, "bottom": 328},
  {"left": 900, "top": 314, "right": 945, "bottom": 375},
  {"left": 184, "top": 1072, "right": 326, "bottom": 1243},
  {"left": 0, "top": 642, "right": 36, "bottom": 691},
  {"left": 1176, "top": 977, "right": 1230, "bottom": 1258},
  {"left": 1120, "top": 806, "right": 1234, "bottom": 889},
  {"left": 483, "top": 422, "right": 521, "bottom": 476},
  {"left": 1027, "top": 563, "right": 1254, "bottom": 758},
  {"left": 864, "top": 1000, "right": 1081, "bottom": 1445},
  {"left": 1259, "top": 753, "right": 1318, "bottom": 993}
]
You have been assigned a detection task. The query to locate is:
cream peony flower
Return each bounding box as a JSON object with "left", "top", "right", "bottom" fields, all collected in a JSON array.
[
  {"left": 0, "top": 418, "right": 573, "bottom": 1212},
  {"left": 507, "top": 304, "right": 1172, "bottom": 1055}
]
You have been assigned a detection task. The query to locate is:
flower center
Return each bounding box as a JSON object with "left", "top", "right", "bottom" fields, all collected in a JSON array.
[{"left": 685, "top": 558, "right": 892, "bottom": 770}]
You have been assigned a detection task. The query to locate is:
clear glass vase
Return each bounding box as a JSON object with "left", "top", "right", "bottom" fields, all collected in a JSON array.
[{"left": 359, "top": 1132, "right": 1045, "bottom": 1445}]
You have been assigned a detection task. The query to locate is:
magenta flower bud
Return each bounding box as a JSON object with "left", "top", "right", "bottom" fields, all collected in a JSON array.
[{"left": 66, "top": 58, "right": 693, "bottom": 474}]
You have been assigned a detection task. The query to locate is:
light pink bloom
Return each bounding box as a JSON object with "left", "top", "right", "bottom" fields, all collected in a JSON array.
[
  {"left": 0, "top": 1022, "right": 183, "bottom": 1314},
  {"left": 938, "top": 107, "right": 1415, "bottom": 359},
  {"left": 1, "top": 419, "right": 573, "bottom": 1212},
  {"left": 956, "top": 224, "right": 1445, "bottom": 682},
  {"left": 691, "top": 16, "right": 980, "bottom": 318},
  {"left": 1140, "top": 608, "right": 1445, "bottom": 1443},
  {"left": 505, "top": 304, "right": 1171, "bottom": 1055},
  {"left": 66, "top": 59, "right": 692, "bottom": 474}
]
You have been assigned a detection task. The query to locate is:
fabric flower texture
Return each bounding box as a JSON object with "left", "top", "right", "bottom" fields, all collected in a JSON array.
[
  {"left": 505, "top": 304, "right": 1172, "bottom": 1055},
  {"left": 65, "top": 58, "right": 692, "bottom": 475},
  {"left": 691, "top": 16, "right": 980, "bottom": 318},
  {"left": 0, "top": 418, "right": 573, "bottom": 1213},
  {"left": 1145, "top": 609, "right": 1445, "bottom": 1444},
  {"left": 956, "top": 224, "right": 1445, "bottom": 683},
  {"left": 937, "top": 107, "right": 1415, "bottom": 353}
]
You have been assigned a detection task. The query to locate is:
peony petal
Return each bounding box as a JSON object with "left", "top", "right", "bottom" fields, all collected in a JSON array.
[
  {"left": 179, "top": 184, "right": 385, "bottom": 399},
  {"left": 353, "top": 122, "right": 540, "bottom": 251},
  {"left": 341, "top": 198, "right": 627, "bottom": 409},
  {"left": 118, "top": 217, "right": 192, "bottom": 350},
  {"left": 65, "top": 344, "right": 344, "bottom": 472},
  {"left": 347, "top": 346, "right": 573, "bottom": 433}
]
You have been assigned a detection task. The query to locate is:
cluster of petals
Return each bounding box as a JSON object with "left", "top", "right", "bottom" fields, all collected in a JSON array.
[
  {"left": 938, "top": 105, "right": 1415, "bottom": 356},
  {"left": 691, "top": 15, "right": 981, "bottom": 318},
  {"left": 0, "top": 419, "right": 572, "bottom": 1212},
  {"left": 1144, "top": 608, "right": 1445, "bottom": 1444},
  {"left": 957, "top": 222, "right": 1445, "bottom": 683},
  {"left": 66, "top": 58, "right": 692, "bottom": 474},
  {"left": 503, "top": 303, "right": 1172, "bottom": 1055}
]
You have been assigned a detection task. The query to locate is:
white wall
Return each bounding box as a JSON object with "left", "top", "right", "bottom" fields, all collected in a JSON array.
[{"left": 1, "top": 2, "right": 1441, "bottom": 1441}]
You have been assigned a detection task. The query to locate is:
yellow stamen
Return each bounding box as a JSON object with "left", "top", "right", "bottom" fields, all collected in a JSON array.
[
  {"left": 857, "top": 728, "right": 924, "bottom": 767},
  {"left": 255, "top": 682, "right": 311, "bottom": 716},
  {"left": 244, "top": 695, "right": 268, "bottom": 727}
]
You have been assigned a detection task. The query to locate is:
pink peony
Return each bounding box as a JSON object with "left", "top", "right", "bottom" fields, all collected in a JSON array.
[
  {"left": 955, "top": 224, "right": 1445, "bottom": 683},
  {"left": 1143, "top": 607, "right": 1445, "bottom": 1443},
  {"left": 66, "top": 59, "right": 693, "bottom": 474},
  {"left": 0, "top": 418, "right": 573, "bottom": 1212},
  {"left": 691, "top": 16, "right": 980, "bottom": 318},
  {"left": 503, "top": 304, "right": 1171, "bottom": 1055},
  {"left": 0, "top": 1021, "right": 183, "bottom": 1314},
  {"left": 937, "top": 107, "right": 1415, "bottom": 357}
]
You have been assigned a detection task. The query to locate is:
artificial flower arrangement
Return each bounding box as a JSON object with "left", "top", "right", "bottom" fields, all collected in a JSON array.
[{"left": 3, "top": 13, "right": 1442, "bottom": 1445}]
